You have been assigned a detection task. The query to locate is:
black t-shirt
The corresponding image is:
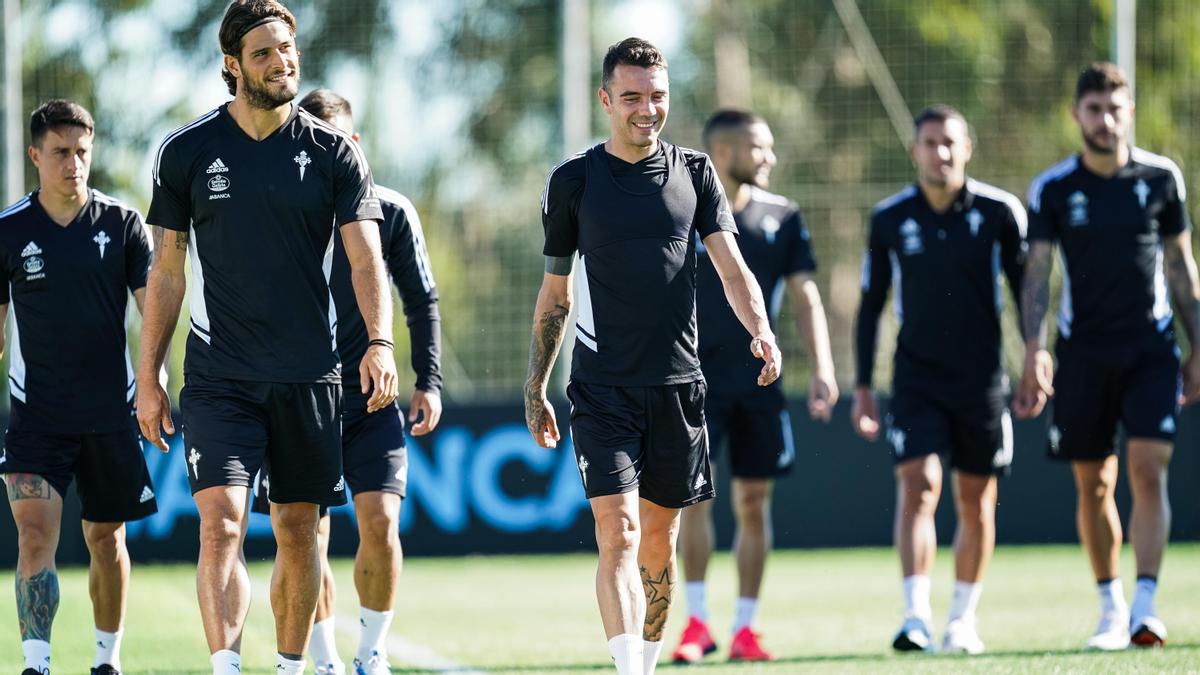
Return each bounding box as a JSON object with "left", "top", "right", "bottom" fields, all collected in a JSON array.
[
  {"left": 335, "top": 185, "right": 441, "bottom": 411},
  {"left": 1027, "top": 148, "right": 1191, "bottom": 349},
  {"left": 541, "top": 141, "right": 737, "bottom": 386},
  {"left": 696, "top": 187, "right": 816, "bottom": 391},
  {"left": 856, "top": 179, "right": 1027, "bottom": 395},
  {"left": 148, "top": 104, "right": 383, "bottom": 383},
  {"left": 0, "top": 189, "right": 150, "bottom": 433}
]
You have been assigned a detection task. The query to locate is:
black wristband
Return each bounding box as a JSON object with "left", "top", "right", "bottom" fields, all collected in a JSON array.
[{"left": 368, "top": 338, "right": 394, "bottom": 350}]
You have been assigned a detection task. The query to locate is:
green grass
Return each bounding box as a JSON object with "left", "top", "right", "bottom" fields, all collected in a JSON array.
[{"left": 1, "top": 544, "right": 1199, "bottom": 673}]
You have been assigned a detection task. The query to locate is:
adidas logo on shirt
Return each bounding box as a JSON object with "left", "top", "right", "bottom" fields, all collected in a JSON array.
[
  {"left": 20, "top": 241, "right": 42, "bottom": 257},
  {"left": 206, "top": 158, "right": 230, "bottom": 174},
  {"left": 1160, "top": 416, "right": 1176, "bottom": 434},
  {"left": 138, "top": 485, "right": 155, "bottom": 503}
]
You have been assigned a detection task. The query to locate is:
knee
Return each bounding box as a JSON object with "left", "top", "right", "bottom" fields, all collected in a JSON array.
[
  {"left": 199, "top": 512, "right": 244, "bottom": 552},
  {"left": 1075, "top": 472, "right": 1117, "bottom": 504},
  {"left": 83, "top": 522, "right": 125, "bottom": 559},
  {"left": 902, "top": 479, "right": 940, "bottom": 515},
  {"left": 733, "top": 492, "right": 770, "bottom": 531},
  {"left": 596, "top": 513, "right": 639, "bottom": 559},
  {"left": 273, "top": 505, "right": 320, "bottom": 548},
  {"left": 360, "top": 509, "right": 399, "bottom": 550},
  {"left": 15, "top": 520, "right": 58, "bottom": 560}
]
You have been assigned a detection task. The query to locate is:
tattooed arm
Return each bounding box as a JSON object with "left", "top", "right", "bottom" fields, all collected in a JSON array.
[
  {"left": 1014, "top": 240, "right": 1055, "bottom": 418},
  {"left": 524, "top": 270, "right": 572, "bottom": 448},
  {"left": 1164, "top": 231, "right": 1200, "bottom": 404},
  {"left": 135, "top": 226, "right": 189, "bottom": 452}
]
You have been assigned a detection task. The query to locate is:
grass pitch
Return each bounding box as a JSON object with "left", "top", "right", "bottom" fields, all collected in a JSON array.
[{"left": 1, "top": 544, "right": 1198, "bottom": 673}]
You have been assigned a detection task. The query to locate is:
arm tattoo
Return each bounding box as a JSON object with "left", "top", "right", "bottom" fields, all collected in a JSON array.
[
  {"left": 641, "top": 565, "right": 674, "bottom": 642},
  {"left": 1021, "top": 244, "right": 1053, "bottom": 347},
  {"left": 523, "top": 304, "right": 569, "bottom": 433},
  {"left": 174, "top": 229, "right": 189, "bottom": 251},
  {"left": 151, "top": 225, "right": 169, "bottom": 254},
  {"left": 6, "top": 473, "right": 50, "bottom": 501},
  {"left": 16, "top": 567, "right": 59, "bottom": 641},
  {"left": 1164, "top": 238, "right": 1200, "bottom": 346}
]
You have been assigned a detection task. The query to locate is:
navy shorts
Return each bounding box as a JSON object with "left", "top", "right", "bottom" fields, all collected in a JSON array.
[
  {"left": 704, "top": 383, "right": 795, "bottom": 479},
  {"left": 1048, "top": 335, "right": 1181, "bottom": 461},
  {"left": 180, "top": 373, "right": 345, "bottom": 507},
  {"left": 1, "top": 425, "right": 157, "bottom": 522},
  {"left": 567, "top": 380, "right": 713, "bottom": 509},
  {"left": 885, "top": 384, "right": 1013, "bottom": 477}
]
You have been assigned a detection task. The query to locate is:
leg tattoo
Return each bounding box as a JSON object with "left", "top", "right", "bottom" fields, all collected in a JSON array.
[
  {"left": 6, "top": 474, "right": 51, "bottom": 501},
  {"left": 641, "top": 565, "right": 674, "bottom": 642},
  {"left": 16, "top": 567, "right": 59, "bottom": 641}
]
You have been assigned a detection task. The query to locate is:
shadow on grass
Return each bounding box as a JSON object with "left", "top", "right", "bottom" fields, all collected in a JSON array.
[{"left": 383, "top": 642, "right": 1200, "bottom": 673}]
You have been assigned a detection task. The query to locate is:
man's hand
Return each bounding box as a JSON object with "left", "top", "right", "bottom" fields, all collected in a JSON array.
[
  {"left": 360, "top": 344, "right": 399, "bottom": 413},
  {"left": 808, "top": 369, "right": 839, "bottom": 422},
  {"left": 1014, "top": 348, "right": 1055, "bottom": 418},
  {"left": 136, "top": 380, "right": 174, "bottom": 453},
  {"left": 408, "top": 389, "right": 443, "bottom": 435},
  {"left": 525, "top": 388, "right": 560, "bottom": 449},
  {"left": 1182, "top": 350, "right": 1200, "bottom": 407},
  {"left": 752, "top": 333, "right": 782, "bottom": 386},
  {"left": 850, "top": 386, "right": 880, "bottom": 441}
]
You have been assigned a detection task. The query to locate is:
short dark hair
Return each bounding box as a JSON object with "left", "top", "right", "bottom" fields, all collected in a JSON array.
[
  {"left": 1075, "top": 62, "right": 1129, "bottom": 102},
  {"left": 913, "top": 104, "right": 967, "bottom": 136},
  {"left": 218, "top": 0, "right": 298, "bottom": 96},
  {"left": 29, "top": 99, "right": 95, "bottom": 147},
  {"left": 298, "top": 89, "right": 353, "bottom": 125},
  {"left": 702, "top": 109, "right": 766, "bottom": 150},
  {"left": 602, "top": 37, "right": 667, "bottom": 91}
]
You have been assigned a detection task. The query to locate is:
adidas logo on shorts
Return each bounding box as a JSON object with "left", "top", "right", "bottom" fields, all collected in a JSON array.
[
  {"left": 138, "top": 485, "right": 155, "bottom": 503},
  {"left": 333, "top": 477, "right": 345, "bottom": 492},
  {"left": 206, "top": 158, "right": 230, "bottom": 174},
  {"left": 693, "top": 474, "right": 708, "bottom": 491}
]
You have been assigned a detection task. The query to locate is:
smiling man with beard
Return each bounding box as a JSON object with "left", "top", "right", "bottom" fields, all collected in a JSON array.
[
  {"left": 526, "top": 38, "right": 780, "bottom": 675},
  {"left": 135, "top": 2, "right": 397, "bottom": 674}
]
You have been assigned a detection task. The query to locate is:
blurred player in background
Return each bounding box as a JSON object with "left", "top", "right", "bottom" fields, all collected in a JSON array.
[
  {"left": 1017, "top": 62, "right": 1200, "bottom": 650},
  {"left": 0, "top": 99, "right": 157, "bottom": 675},
  {"left": 252, "top": 88, "right": 443, "bottom": 675},
  {"left": 853, "top": 105, "right": 1027, "bottom": 654},
  {"left": 672, "top": 109, "right": 837, "bottom": 663},
  {"left": 526, "top": 38, "right": 780, "bottom": 675}
]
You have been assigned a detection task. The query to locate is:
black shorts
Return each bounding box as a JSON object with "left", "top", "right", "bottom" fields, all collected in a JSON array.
[
  {"left": 885, "top": 386, "right": 1013, "bottom": 477},
  {"left": 180, "top": 373, "right": 345, "bottom": 507},
  {"left": 567, "top": 380, "right": 713, "bottom": 509},
  {"left": 1, "top": 426, "right": 157, "bottom": 522},
  {"left": 251, "top": 403, "right": 408, "bottom": 515},
  {"left": 1048, "top": 336, "right": 1182, "bottom": 461},
  {"left": 704, "top": 383, "right": 795, "bottom": 479}
]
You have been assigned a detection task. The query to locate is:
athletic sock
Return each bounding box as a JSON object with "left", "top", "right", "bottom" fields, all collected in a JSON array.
[
  {"left": 22, "top": 639, "right": 51, "bottom": 674},
  {"left": 210, "top": 649, "right": 241, "bottom": 675},
  {"left": 902, "top": 575, "right": 932, "bottom": 621},
  {"left": 356, "top": 607, "right": 394, "bottom": 663},
  {"left": 684, "top": 581, "right": 708, "bottom": 622},
  {"left": 606, "top": 634, "right": 643, "bottom": 675},
  {"left": 309, "top": 618, "right": 343, "bottom": 672},
  {"left": 1131, "top": 576, "right": 1158, "bottom": 623},
  {"left": 947, "top": 581, "right": 982, "bottom": 624},
  {"left": 275, "top": 653, "right": 305, "bottom": 675},
  {"left": 1097, "top": 578, "right": 1128, "bottom": 616},
  {"left": 642, "top": 640, "right": 663, "bottom": 674},
  {"left": 94, "top": 628, "right": 122, "bottom": 669},
  {"left": 732, "top": 597, "right": 758, "bottom": 633}
]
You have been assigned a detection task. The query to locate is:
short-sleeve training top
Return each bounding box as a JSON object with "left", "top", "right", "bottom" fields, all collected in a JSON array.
[
  {"left": 1027, "top": 148, "right": 1191, "bottom": 348},
  {"left": 541, "top": 141, "right": 737, "bottom": 386},
  {"left": 0, "top": 189, "right": 150, "bottom": 433},
  {"left": 148, "top": 103, "right": 383, "bottom": 384},
  {"left": 696, "top": 187, "right": 816, "bottom": 391}
]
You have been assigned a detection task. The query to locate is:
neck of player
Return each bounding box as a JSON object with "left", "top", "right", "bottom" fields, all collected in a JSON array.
[
  {"left": 917, "top": 177, "right": 963, "bottom": 214},
  {"left": 723, "top": 177, "right": 753, "bottom": 213},
  {"left": 605, "top": 137, "right": 658, "bottom": 165},
  {"left": 1081, "top": 143, "right": 1130, "bottom": 178},
  {"left": 228, "top": 97, "right": 292, "bottom": 141},
  {"left": 37, "top": 184, "right": 87, "bottom": 227}
]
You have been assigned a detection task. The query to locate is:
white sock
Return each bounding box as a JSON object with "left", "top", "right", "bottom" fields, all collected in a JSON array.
[
  {"left": 309, "top": 618, "right": 343, "bottom": 671},
  {"left": 684, "top": 581, "right": 708, "bottom": 622},
  {"left": 22, "top": 639, "right": 51, "bottom": 674},
  {"left": 276, "top": 653, "right": 305, "bottom": 675},
  {"left": 210, "top": 649, "right": 241, "bottom": 675},
  {"left": 732, "top": 597, "right": 758, "bottom": 632},
  {"left": 94, "top": 628, "right": 122, "bottom": 668},
  {"left": 607, "top": 634, "right": 643, "bottom": 675},
  {"left": 947, "top": 581, "right": 982, "bottom": 623},
  {"left": 357, "top": 607, "right": 394, "bottom": 662},
  {"left": 902, "top": 575, "right": 932, "bottom": 620},
  {"left": 1098, "top": 578, "right": 1128, "bottom": 616},
  {"left": 643, "top": 640, "right": 663, "bottom": 674},
  {"left": 1131, "top": 577, "right": 1157, "bottom": 621}
]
